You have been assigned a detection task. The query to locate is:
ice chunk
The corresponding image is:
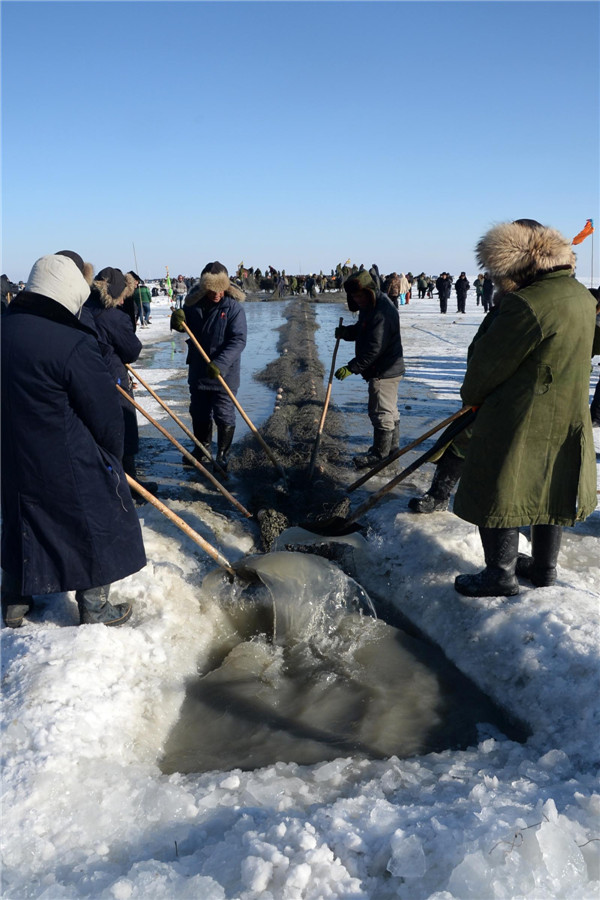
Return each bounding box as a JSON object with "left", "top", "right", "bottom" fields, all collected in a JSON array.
[
  {"left": 387, "top": 831, "right": 427, "bottom": 879},
  {"left": 536, "top": 820, "right": 586, "bottom": 885},
  {"left": 241, "top": 856, "right": 273, "bottom": 893}
]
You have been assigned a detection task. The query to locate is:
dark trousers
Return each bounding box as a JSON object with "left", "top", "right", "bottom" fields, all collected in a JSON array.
[{"left": 190, "top": 387, "right": 236, "bottom": 432}]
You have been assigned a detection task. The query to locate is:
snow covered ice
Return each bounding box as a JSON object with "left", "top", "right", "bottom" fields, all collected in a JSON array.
[{"left": 1, "top": 285, "right": 599, "bottom": 899}]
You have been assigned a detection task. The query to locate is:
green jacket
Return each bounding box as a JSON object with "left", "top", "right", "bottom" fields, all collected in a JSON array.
[{"left": 454, "top": 269, "right": 597, "bottom": 527}]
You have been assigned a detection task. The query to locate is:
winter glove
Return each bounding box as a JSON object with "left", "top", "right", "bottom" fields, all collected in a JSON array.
[
  {"left": 170, "top": 309, "right": 186, "bottom": 332},
  {"left": 335, "top": 325, "right": 349, "bottom": 339},
  {"left": 334, "top": 366, "right": 352, "bottom": 381},
  {"left": 206, "top": 361, "right": 221, "bottom": 379}
]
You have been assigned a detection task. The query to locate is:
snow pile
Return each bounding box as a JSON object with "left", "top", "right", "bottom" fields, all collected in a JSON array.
[{"left": 1, "top": 292, "right": 599, "bottom": 899}]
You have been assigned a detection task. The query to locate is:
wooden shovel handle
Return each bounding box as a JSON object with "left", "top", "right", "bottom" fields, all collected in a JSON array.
[{"left": 125, "top": 475, "right": 235, "bottom": 577}]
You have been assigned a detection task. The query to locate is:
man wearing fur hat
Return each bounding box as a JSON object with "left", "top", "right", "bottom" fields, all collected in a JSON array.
[
  {"left": 170, "top": 261, "right": 247, "bottom": 472},
  {"left": 334, "top": 270, "right": 405, "bottom": 469},
  {"left": 453, "top": 219, "right": 597, "bottom": 598},
  {"left": 84, "top": 268, "right": 146, "bottom": 486},
  {"left": 1, "top": 251, "right": 146, "bottom": 627}
]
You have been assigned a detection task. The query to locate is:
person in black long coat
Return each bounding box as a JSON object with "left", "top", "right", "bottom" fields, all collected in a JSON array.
[
  {"left": 455, "top": 272, "right": 470, "bottom": 313},
  {"left": 84, "top": 268, "right": 144, "bottom": 480},
  {"left": 1, "top": 251, "right": 146, "bottom": 627},
  {"left": 436, "top": 273, "right": 452, "bottom": 313}
]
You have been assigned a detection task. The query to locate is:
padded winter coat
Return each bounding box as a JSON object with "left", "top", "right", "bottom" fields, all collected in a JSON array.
[
  {"left": 344, "top": 293, "right": 405, "bottom": 381},
  {"left": 1, "top": 294, "right": 146, "bottom": 594},
  {"left": 183, "top": 290, "right": 247, "bottom": 392},
  {"left": 84, "top": 289, "right": 143, "bottom": 456},
  {"left": 454, "top": 269, "right": 597, "bottom": 527}
]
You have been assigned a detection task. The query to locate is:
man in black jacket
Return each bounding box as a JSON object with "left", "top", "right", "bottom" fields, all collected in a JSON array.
[{"left": 334, "top": 270, "right": 405, "bottom": 468}]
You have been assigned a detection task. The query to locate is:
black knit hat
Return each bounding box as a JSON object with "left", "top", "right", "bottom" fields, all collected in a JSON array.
[
  {"left": 95, "top": 267, "right": 127, "bottom": 299},
  {"left": 55, "top": 250, "right": 85, "bottom": 275}
]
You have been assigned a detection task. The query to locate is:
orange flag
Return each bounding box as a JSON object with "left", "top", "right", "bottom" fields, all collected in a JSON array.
[{"left": 572, "top": 219, "right": 594, "bottom": 245}]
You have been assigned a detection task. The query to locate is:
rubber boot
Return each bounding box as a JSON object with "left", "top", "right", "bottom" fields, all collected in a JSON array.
[
  {"left": 454, "top": 527, "right": 520, "bottom": 597},
  {"left": 1, "top": 572, "right": 33, "bottom": 628},
  {"left": 516, "top": 525, "right": 562, "bottom": 587},
  {"left": 215, "top": 424, "right": 235, "bottom": 472},
  {"left": 184, "top": 422, "right": 213, "bottom": 466},
  {"left": 76, "top": 585, "right": 132, "bottom": 626},
  {"left": 408, "top": 450, "right": 464, "bottom": 513},
  {"left": 353, "top": 427, "right": 394, "bottom": 470}
]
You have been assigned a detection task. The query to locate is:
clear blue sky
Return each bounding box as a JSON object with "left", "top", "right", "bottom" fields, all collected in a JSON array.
[{"left": 2, "top": 0, "right": 598, "bottom": 281}]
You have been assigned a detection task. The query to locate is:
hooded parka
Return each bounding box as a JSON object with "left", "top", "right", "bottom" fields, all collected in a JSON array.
[
  {"left": 454, "top": 221, "right": 597, "bottom": 528},
  {"left": 1, "top": 254, "right": 146, "bottom": 595},
  {"left": 84, "top": 271, "right": 142, "bottom": 457}
]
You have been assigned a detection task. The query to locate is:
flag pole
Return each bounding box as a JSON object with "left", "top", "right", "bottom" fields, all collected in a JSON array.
[{"left": 133, "top": 242, "right": 140, "bottom": 277}]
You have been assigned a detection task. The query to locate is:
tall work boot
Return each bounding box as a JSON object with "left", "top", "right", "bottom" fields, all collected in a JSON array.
[
  {"left": 516, "top": 525, "right": 562, "bottom": 587},
  {"left": 76, "top": 585, "right": 132, "bottom": 626},
  {"left": 353, "top": 427, "right": 394, "bottom": 469},
  {"left": 408, "top": 450, "right": 464, "bottom": 513},
  {"left": 215, "top": 424, "right": 235, "bottom": 472},
  {"left": 454, "top": 527, "right": 520, "bottom": 597},
  {"left": 184, "top": 422, "right": 213, "bottom": 466},
  {"left": 123, "top": 455, "right": 158, "bottom": 503}
]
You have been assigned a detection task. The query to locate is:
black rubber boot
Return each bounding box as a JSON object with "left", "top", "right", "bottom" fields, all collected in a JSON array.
[
  {"left": 455, "top": 527, "right": 520, "bottom": 597},
  {"left": 184, "top": 422, "right": 213, "bottom": 466},
  {"left": 353, "top": 428, "right": 394, "bottom": 469},
  {"left": 408, "top": 451, "right": 464, "bottom": 513},
  {"left": 123, "top": 455, "right": 158, "bottom": 503},
  {"left": 76, "top": 585, "right": 133, "bottom": 626},
  {"left": 516, "top": 525, "right": 562, "bottom": 587},
  {"left": 215, "top": 424, "right": 235, "bottom": 472}
]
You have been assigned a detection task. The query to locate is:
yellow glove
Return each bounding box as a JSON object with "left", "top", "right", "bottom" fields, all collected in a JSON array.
[
  {"left": 335, "top": 366, "right": 352, "bottom": 381},
  {"left": 207, "top": 361, "right": 221, "bottom": 379}
]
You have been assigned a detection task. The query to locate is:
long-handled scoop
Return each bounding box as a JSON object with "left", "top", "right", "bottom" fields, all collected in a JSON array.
[
  {"left": 310, "top": 407, "right": 478, "bottom": 536},
  {"left": 181, "top": 322, "right": 287, "bottom": 486},
  {"left": 126, "top": 363, "right": 226, "bottom": 478},
  {"left": 126, "top": 475, "right": 236, "bottom": 577},
  {"left": 347, "top": 405, "right": 474, "bottom": 492},
  {"left": 307, "top": 316, "right": 343, "bottom": 481},
  {"left": 116, "top": 385, "right": 252, "bottom": 520}
]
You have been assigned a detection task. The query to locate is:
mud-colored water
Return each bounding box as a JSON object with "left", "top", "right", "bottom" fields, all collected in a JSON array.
[{"left": 159, "top": 552, "right": 524, "bottom": 775}]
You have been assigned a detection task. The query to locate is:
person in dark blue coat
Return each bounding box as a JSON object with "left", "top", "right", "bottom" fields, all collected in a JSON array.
[
  {"left": 84, "top": 268, "right": 144, "bottom": 482},
  {"left": 171, "top": 262, "right": 247, "bottom": 472},
  {"left": 333, "top": 270, "right": 405, "bottom": 468},
  {"left": 1, "top": 251, "right": 146, "bottom": 628}
]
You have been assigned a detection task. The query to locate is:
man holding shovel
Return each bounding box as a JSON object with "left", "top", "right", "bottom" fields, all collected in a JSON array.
[
  {"left": 334, "top": 270, "right": 405, "bottom": 469},
  {"left": 171, "top": 261, "right": 247, "bottom": 472}
]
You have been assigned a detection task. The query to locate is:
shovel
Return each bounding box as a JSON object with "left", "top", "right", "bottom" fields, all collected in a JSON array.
[
  {"left": 180, "top": 322, "right": 287, "bottom": 487},
  {"left": 126, "top": 475, "right": 237, "bottom": 577},
  {"left": 310, "top": 406, "right": 478, "bottom": 536},
  {"left": 116, "top": 385, "right": 253, "bottom": 520},
  {"left": 307, "top": 316, "right": 343, "bottom": 481},
  {"left": 126, "top": 363, "right": 226, "bottom": 478}
]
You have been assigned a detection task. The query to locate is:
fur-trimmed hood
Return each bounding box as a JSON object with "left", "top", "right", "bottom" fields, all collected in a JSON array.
[
  {"left": 476, "top": 220, "right": 576, "bottom": 294},
  {"left": 185, "top": 270, "right": 245, "bottom": 306},
  {"left": 91, "top": 270, "right": 137, "bottom": 309}
]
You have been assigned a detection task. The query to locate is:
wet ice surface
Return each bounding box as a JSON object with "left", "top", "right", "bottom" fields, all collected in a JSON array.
[{"left": 2, "top": 290, "right": 599, "bottom": 900}]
